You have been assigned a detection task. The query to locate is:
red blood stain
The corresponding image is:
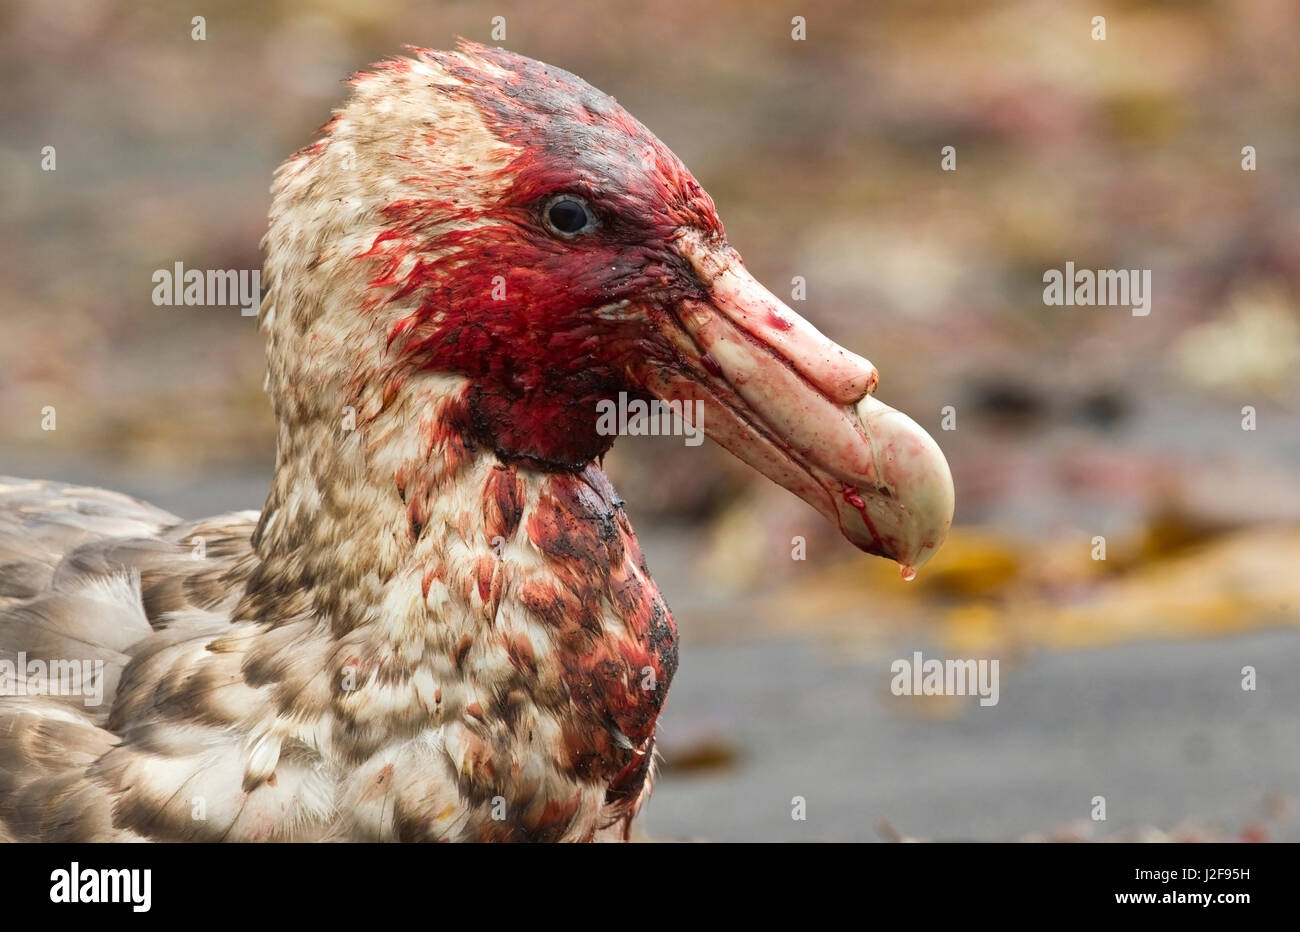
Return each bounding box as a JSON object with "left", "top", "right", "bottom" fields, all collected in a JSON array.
[{"left": 766, "top": 311, "right": 793, "bottom": 332}]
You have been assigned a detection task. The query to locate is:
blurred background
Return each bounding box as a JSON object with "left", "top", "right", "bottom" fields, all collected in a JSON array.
[{"left": 1, "top": 0, "right": 1298, "bottom": 840}]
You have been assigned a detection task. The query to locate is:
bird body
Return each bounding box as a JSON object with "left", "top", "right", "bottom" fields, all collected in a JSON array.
[
  {"left": 0, "top": 43, "right": 952, "bottom": 841},
  {"left": 0, "top": 459, "right": 669, "bottom": 841}
]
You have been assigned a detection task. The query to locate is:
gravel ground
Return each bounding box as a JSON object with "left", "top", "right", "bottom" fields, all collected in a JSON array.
[{"left": 643, "top": 631, "right": 1300, "bottom": 841}]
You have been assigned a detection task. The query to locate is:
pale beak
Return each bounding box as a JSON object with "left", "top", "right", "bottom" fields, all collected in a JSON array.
[{"left": 634, "top": 230, "right": 954, "bottom": 577}]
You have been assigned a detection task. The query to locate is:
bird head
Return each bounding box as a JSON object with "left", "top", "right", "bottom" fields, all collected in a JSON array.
[{"left": 263, "top": 41, "right": 953, "bottom": 576}]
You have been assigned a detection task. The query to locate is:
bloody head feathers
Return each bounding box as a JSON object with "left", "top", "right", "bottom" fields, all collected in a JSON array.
[
  {"left": 376, "top": 45, "right": 725, "bottom": 469},
  {"left": 267, "top": 42, "right": 723, "bottom": 468}
]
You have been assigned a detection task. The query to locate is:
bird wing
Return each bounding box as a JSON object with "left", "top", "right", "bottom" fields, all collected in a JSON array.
[{"left": 0, "top": 476, "right": 259, "bottom": 840}]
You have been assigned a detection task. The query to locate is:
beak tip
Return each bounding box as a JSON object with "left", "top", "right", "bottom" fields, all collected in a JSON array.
[{"left": 842, "top": 395, "right": 955, "bottom": 578}]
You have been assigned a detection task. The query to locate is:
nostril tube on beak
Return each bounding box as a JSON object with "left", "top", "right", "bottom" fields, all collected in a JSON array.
[
  {"left": 802, "top": 345, "right": 877, "bottom": 403},
  {"left": 862, "top": 363, "right": 879, "bottom": 397},
  {"left": 813, "top": 346, "right": 877, "bottom": 403}
]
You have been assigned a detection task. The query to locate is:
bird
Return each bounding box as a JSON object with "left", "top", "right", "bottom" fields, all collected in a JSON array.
[{"left": 0, "top": 41, "right": 953, "bottom": 841}]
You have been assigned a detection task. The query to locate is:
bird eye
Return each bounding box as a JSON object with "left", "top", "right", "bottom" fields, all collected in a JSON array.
[{"left": 543, "top": 196, "right": 595, "bottom": 237}]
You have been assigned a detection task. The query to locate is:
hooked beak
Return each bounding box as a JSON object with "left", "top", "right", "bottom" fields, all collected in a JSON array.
[{"left": 634, "top": 230, "right": 954, "bottom": 577}]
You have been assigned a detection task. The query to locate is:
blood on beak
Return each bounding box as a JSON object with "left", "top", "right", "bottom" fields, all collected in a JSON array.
[{"left": 635, "top": 230, "right": 954, "bottom": 576}]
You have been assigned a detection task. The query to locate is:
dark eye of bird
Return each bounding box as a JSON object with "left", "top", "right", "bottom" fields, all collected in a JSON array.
[{"left": 545, "top": 197, "right": 593, "bottom": 236}]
